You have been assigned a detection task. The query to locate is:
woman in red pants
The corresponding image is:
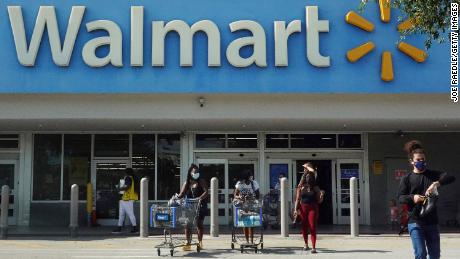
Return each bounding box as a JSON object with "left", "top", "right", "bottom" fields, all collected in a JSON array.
[{"left": 294, "top": 165, "right": 325, "bottom": 254}]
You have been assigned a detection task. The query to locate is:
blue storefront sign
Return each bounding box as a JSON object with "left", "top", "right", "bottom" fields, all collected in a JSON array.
[
  {"left": 0, "top": 0, "right": 450, "bottom": 93},
  {"left": 341, "top": 169, "right": 360, "bottom": 179}
]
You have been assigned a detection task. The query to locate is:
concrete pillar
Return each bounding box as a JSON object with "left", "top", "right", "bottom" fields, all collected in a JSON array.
[
  {"left": 140, "top": 177, "right": 149, "bottom": 238},
  {"left": 280, "top": 177, "right": 289, "bottom": 237},
  {"left": 69, "top": 184, "right": 79, "bottom": 238},
  {"left": 210, "top": 177, "right": 219, "bottom": 237},
  {"left": 1, "top": 185, "right": 10, "bottom": 239},
  {"left": 350, "top": 177, "right": 359, "bottom": 237}
]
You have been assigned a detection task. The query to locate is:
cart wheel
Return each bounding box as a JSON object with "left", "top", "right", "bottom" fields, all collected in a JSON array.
[
  {"left": 240, "top": 247, "right": 244, "bottom": 253},
  {"left": 231, "top": 243, "right": 234, "bottom": 250},
  {"left": 255, "top": 247, "right": 258, "bottom": 254},
  {"left": 197, "top": 245, "right": 201, "bottom": 253},
  {"left": 261, "top": 243, "right": 264, "bottom": 249},
  {"left": 157, "top": 249, "right": 160, "bottom": 256},
  {"left": 170, "top": 249, "right": 174, "bottom": 256}
]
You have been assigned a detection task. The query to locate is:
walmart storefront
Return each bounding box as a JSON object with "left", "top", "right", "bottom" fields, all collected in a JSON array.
[{"left": 0, "top": 0, "right": 458, "bottom": 227}]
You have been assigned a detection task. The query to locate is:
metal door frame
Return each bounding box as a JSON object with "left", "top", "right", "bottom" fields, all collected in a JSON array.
[
  {"left": 334, "top": 159, "right": 364, "bottom": 225},
  {"left": 0, "top": 160, "right": 18, "bottom": 225}
]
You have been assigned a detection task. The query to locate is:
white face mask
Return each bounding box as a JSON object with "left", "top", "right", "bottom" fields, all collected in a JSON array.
[{"left": 191, "top": 169, "right": 200, "bottom": 180}]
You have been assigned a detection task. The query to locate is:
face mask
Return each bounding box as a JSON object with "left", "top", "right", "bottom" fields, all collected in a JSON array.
[
  {"left": 414, "top": 161, "right": 427, "bottom": 171},
  {"left": 191, "top": 172, "right": 200, "bottom": 180}
]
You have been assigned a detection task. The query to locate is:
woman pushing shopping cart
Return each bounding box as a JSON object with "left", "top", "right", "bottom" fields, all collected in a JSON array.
[
  {"left": 231, "top": 169, "right": 264, "bottom": 253},
  {"left": 150, "top": 197, "right": 202, "bottom": 256},
  {"left": 151, "top": 164, "right": 208, "bottom": 256}
]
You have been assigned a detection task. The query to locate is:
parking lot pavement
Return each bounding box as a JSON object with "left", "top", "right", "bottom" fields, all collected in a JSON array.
[{"left": 0, "top": 234, "right": 459, "bottom": 258}]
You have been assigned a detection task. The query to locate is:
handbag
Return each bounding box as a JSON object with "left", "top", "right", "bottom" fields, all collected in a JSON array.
[{"left": 419, "top": 194, "right": 438, "bottom": 218}]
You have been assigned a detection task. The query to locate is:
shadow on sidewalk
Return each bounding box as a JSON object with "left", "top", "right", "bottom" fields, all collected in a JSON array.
[
  {"left": 315, "top": 248, "right": 391, "bottom": 254},
  {"left": 159, "top": 249, "right": 241, "bottom": 258}
]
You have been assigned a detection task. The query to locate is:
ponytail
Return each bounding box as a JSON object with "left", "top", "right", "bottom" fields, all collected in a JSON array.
[{"left": 403, "top": 140, "right": 425, "bottom": 160}]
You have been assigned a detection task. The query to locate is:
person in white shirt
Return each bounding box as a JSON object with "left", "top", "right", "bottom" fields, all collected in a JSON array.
[{"left": 234, "top": 170, "right": 260, "bottom": 244}]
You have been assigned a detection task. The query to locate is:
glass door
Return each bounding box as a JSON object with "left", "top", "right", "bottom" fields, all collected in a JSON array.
[
  {"left": 334, "top": 159, "right": 363, "bottom": 225},
  {"left": 267, "top": 159, "right": 292, "bottom": 200},
  {"left": 91, "top": 159, "right": 130, "bottom": 226},
  {"left": 0, "top": 161, "right": 18, "bottom": 225},
  {"left": 197, "top": 159, "right": 228, "bottom": 225}
]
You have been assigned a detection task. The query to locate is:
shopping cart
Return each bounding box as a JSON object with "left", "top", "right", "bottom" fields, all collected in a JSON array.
[
  {"left": 262, "top": 191, "right": 280, "bottom": 230},
  {"left": 150, "top": 197, "right": 202, "bottom": 256},
  {"left": 231, "top": 198, "right": 264, "bottom": 253}
]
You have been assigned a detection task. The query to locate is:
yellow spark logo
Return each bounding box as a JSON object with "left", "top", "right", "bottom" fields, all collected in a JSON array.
[{"left": 345, "top": 0, "right": 427, "bottom": 82}]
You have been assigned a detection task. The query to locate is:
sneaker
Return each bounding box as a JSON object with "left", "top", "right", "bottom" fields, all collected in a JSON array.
[
  {"left": 303, "top": 245, "right": 310, "bottom": 251},
  {"left": 111, "top": 226, "right": 122, "bottom": 234},
  {"left": 311, "top": 248, "right": 317, "bottom": 254},
  {"left": 130, "top": 226, "right": 139, "bottom": 234},
  {"left": 182, "top": 244, "right": 192, "bottom": 251}
]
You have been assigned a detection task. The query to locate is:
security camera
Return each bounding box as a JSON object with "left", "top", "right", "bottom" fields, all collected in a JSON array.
[{"left": 198, "top": 97, "right": 205, "bottom": 107}]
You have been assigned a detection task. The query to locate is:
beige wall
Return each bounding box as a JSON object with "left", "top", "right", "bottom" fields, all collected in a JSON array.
[{"left": 0, "top": 94, "right": 458, "bottom": 131}]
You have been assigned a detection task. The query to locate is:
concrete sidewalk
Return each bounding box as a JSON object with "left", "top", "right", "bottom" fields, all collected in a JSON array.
[
  {"left": 4, "top": 225, "right": 460, "bottom": 237},
  {"left": 0, "top": 234, "right": 459, "bottom": 258}
]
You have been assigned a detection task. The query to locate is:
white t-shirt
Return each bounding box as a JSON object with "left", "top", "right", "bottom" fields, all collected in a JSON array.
[{"left": 235, "top": 180, "right": 259, "bottom": 197}]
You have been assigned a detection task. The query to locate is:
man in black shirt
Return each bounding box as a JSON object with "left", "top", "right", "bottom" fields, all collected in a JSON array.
[{"left": 398, "top": 140, "right": 455, "bottom": 259}]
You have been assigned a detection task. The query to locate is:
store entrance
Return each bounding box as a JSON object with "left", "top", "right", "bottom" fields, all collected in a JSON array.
[
  {"left": 294, "top": 160, "right": 334, "bottom": 225},
  {"left": 196, "top": 159, "right": 257, "bottom": 226},
  {"left": 91, "top": 159, "right": 130, "bottom": 226}
]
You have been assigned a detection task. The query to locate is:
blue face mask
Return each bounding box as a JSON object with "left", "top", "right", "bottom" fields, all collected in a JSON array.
[
  {"left": 191, "top": 172, "right": 200, "bottom": 180},
  {"left": 414, "top": 161, "right": 427, "bottom": 171}
]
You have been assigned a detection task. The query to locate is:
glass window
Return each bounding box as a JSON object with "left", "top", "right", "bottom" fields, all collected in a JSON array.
[
  {"left": 195, "top": 134, "right": 225, "bottom": 148},
  {"left": 198, "top": 163, "right": 225, "bottom": 189},
  {"left": 265, "top": 134, "right": 289, "bottom": 148},
  {"left": 290, "top": 134, "right": 336, "bottom": 148},
  {"left": 0, "top": 164, "right": 15, "bottom": 207},
  {"left": 94, "top": 134, "right": 129, "bottom": 157},
  {"left": 338, "top": 134, "right": 362, "bottom": 148},
  {"left": 0, "top": 134, "right": 18, "bottom": 138},
  {"left": 132, "top": 134, "right": 156, "bottom": 200},
  {"left": 0, "top": 134, "right": 19, "bottom": 149},
  {"left": 33, "top": 134, "right": 62, "bottom": 200},
  {"left": 269, "top": 164, "right": 288, "bottom": 189},
  {"left": 63, "top": 135, "right": 91, "bottom": 200},
  {"left": 227, "top": 134, "right": 258, "bottom": 148},
  {"left": 157, "top": 134, "right": 181, "bottom": 200}
]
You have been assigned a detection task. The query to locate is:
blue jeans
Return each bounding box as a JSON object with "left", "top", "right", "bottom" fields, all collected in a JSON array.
[{"left": 408, "top": 223, "right": 440, "bottom": 259}]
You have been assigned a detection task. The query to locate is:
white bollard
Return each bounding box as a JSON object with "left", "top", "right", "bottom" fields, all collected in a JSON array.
[
  {"left": 350, "top": 177, "right": 359, "bottom": 237},
  {"left": 1, "top": 185, "right": 10, "bottom": 239},
  {"left": 280, "top": 177, "right": 289, "bottom": 237},
  {"left": 69, "top": 184, "right": 79, "bottom": 237},
  {"left": 140, "top": 177, "right": 149, "bottom": 238},
  {"left": 210, "top": 177, "right": 219, "bottom": 237}
]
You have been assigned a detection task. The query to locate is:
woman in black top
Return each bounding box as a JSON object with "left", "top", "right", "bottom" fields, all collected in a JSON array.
[
  {"left": 294, "top": 167, "right": 324, "bottom": 254},
  {"left": 398, "top": 140, "right": 455, "bottom": 259},
  {"left": 178, "top": 164, "right": 208, "bottom": 250}
]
